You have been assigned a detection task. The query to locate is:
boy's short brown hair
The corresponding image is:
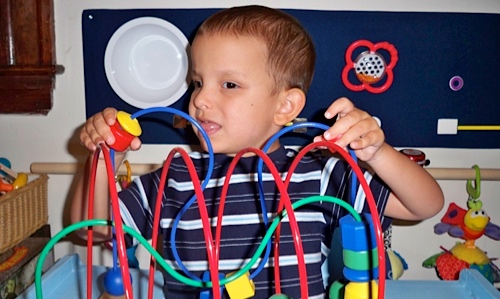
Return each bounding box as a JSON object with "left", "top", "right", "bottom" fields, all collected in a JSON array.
[{"left": 196, "top": 5, "right": 316, "bottom": 94}]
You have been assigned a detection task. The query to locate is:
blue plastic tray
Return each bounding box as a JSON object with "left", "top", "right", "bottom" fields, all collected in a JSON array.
[
  {"left": 384, "top": 269, "right": 500, "bottom": 299},
  {"left": 19, "top": 254, "right": 165, "bottom": 299},
  {"left": 19, "top": 254, "right": 500, "bottom": 298}
]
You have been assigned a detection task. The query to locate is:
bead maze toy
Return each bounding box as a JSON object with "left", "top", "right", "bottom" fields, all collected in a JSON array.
[{"left": 22, "top": 107, "right": 500, "bottom": 299}]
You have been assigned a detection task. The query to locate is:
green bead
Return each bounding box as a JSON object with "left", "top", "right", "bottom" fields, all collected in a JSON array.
[
  {"left": 343, "top": 248, "right": 378, "bottom": 271},
  {"left": 329, "top": 280, "right": 346, "bottom": 299}
]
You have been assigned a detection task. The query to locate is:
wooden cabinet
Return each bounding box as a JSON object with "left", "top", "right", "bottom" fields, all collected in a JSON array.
[{"left": 0, "top": 0, "right": 63, "bottom": 114}]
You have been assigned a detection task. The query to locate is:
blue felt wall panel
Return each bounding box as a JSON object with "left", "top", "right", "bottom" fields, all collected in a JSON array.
[{"left": 82, "top": 9, "right": 500, "bottom": 148}]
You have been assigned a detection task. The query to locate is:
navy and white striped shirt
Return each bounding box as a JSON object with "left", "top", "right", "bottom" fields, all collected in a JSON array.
[{"left": 118, "top": 146, "right": 390, "bottom": 299}]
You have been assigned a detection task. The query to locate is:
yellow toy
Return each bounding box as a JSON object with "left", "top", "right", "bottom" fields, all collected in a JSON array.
[
  {"left": 423, "top": 165, "right": 500, "bottom": 282},
  {"left": 224, "top": 271, "right": 255, "bottom": 299}
]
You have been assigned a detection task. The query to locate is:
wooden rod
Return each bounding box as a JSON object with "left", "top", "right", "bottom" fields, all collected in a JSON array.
[
  {"left": 30, "top": 162, "right": 162, "bottom": 176},
  {"left": 425, "top": 168, "right": 500, "bottom": 181},
  {"left": 30, "top": 162, "right": 500, "bottom": 181}
]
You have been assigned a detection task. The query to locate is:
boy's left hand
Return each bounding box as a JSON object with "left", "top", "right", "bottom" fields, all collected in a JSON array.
[{"left": 314, "top": 97, "right": 385, "bottom": 162}]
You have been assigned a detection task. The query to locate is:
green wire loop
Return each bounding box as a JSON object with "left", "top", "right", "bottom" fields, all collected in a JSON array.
[{"left": 35, "top": 195, "right": 361, "bottom": 299}]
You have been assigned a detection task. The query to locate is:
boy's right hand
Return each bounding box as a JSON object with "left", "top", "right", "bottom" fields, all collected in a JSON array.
[
  {"left": 314, "top": 97, "right": 385, "bottom": 163},
  {"left": 80, "top": 107, "right": 142, "bottom": 152}
]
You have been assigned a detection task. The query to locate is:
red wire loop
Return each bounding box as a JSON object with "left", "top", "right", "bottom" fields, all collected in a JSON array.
[
  {"left": 298, "top": 141, "right": 386, "bottom": 299},
  {"left": 88, "top": 147, "right": 134, "bottom": 299},
  {"left": 149, "top": 148, "right": 221, "bottom": 299},
  {"left": 86, "top": 149, "right": 99, "bottom": 299},
  {"left": 216, "top": 148, "right": 309, "bottom": 298},
  {"left": 91, "top": 141, "right": 385, "bottom": 299}
]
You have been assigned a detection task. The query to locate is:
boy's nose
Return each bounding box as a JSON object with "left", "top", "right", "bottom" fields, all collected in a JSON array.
[{"left": 192, "top": 87, "right": 212, "bottom": 109}]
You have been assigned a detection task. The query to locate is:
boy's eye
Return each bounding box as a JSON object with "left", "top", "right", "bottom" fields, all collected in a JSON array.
[
  {"left": 222, "top": 82, "right": 238, "bottom": 89},
  {"left": 193, "top": 81, "right": 202, "bottom": 88}
]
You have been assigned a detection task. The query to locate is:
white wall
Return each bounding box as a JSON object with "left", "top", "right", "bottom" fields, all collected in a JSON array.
[{"left": 1, "top": 0, "right": 499, "bottom": 288}]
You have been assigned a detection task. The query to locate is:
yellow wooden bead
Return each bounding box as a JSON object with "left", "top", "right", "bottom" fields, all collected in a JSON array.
[{"left": 225, "top": 271, "right": 255, "bottom": 299}]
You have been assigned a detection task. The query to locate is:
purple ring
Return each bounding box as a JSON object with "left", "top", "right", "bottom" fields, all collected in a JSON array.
[{"left": 449, "top": 76, "right": 463, "bottom": 91}]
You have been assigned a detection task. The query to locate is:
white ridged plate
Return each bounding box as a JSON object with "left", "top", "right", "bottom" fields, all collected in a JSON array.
[{"left": 104, "top": 17, "right": 189, "bottom": 108}]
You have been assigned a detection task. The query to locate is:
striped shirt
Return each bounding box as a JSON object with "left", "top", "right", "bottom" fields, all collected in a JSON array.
[{"left": 118, "top": 146, "right": 390, "bottom": 298}]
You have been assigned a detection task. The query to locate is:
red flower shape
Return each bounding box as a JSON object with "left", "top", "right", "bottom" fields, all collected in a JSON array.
[{"left": 342, "top": 40, "right": 398, "bottom": 94}]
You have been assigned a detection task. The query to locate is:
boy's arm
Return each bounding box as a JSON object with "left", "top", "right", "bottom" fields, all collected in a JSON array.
[
  {"left": 319, "top": 97, "right": 444, "bottom": 221},
  {"left": 365, "top": 143, "right": 444, "bottom": 220},
  {"left": 70, "top": 108, "right": 141, "bottom": 241}
]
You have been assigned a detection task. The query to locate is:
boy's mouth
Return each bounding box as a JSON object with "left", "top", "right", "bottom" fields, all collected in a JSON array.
[{"left": 199, "top": 120, "right": 221, "bottom": 135}]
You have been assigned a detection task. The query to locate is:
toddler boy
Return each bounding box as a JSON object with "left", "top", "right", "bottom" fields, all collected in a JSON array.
[{"left": 72, "top": 5, "right": 443, "bottom": 298}]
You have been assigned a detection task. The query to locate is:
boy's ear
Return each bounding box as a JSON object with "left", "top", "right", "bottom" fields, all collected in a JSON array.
[{"left": 274, "top": 88, "right": 306, "bottom": 126}]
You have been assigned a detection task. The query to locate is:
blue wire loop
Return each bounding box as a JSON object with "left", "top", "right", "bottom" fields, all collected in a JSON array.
[
  {"left": 131, "top": 107, "right": 215, "bottom": 281},
  {"left": 94, "top": 108, "right": 361, "bottom": 287},
  {"left": 257, "top": 122, "right": 358, "bottom": 278},
  {"left": 134, "top": 113, "right": 360, "bottom": 282},
  {"left": 260, "top": 122, "right": 358, "bottom": 205}
]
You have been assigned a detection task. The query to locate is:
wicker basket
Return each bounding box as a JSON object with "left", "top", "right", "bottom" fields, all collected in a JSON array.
[{"left": 0, "top": 174, "right": 49, "bottom": 254}]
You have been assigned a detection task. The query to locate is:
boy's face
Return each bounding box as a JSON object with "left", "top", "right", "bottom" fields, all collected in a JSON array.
[{"left": 189, "top": 33, "right": 284, "bottom": 155}]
